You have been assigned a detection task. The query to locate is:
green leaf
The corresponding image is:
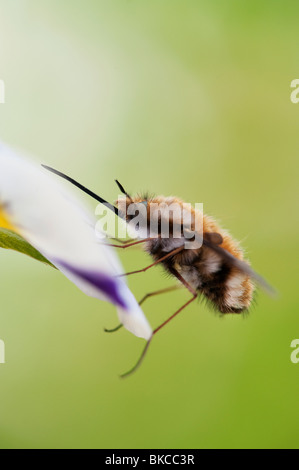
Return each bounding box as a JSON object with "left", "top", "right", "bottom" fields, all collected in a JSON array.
[{"left": 0, "top": 228, "right": 56, "bottom": 268}]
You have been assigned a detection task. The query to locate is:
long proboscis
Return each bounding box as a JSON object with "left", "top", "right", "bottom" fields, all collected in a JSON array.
[{"left": 42, "top": 165, "right": 120, "bottom": 217}]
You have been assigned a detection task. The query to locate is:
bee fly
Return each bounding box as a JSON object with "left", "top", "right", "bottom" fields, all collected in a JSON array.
[{"left": 42, "top": 165, "right": 274, "bottom": 377}]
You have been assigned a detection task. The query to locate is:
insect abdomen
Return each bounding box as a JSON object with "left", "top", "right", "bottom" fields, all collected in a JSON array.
[
  {"left": 198, "top": 263, "right": 253, "bottom": 313},
  {"left": 172, "top": 246, "right": 254, "bottom": 314}
]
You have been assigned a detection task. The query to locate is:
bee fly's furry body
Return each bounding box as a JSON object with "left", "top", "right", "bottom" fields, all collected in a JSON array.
[
  {"left": 117, "top": 195, "right": 254, "bottom": 314},
  {"left": 42, "top": 166, "right": 273, "bottom": 376}
]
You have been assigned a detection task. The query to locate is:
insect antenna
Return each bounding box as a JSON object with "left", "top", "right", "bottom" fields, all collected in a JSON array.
[
  {"left": 42, "top": 165, "right": 120, "bottom": 217},
  {"left": 115, "top": 180, "right": 133, "bottom": 202}
]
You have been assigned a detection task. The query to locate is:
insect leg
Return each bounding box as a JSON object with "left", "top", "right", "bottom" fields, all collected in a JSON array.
[
  {"left": 153, "top": 269, "right": 197, "bottom": 335},
  {"left": 139, "top": 285, "right": 182, "bottom": 306},
  {"left": 116, "top": 246, "right": 184, "bottom": 277},
  {"left": 120, "top": 272, "right": 197, "bottom": 378},
  {"left": 104, "top": 285, "right": 181, "bottom": 333},
  {"left": 101, "top": 238, "right": 151, "bottom": 249},
  {"left": 109, "top": 237, "right": 134, "bottom": 244},
  {"left": 120, "top": 339, "right": 153, "bottom": 378},
  {"left": 104, "top": 323, "right": 123, "bottom": 333}
]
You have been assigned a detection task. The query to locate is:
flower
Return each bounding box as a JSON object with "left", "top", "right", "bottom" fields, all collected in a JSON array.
[{"left": 0, "top": 141, "right": 152, "bottom": 340}]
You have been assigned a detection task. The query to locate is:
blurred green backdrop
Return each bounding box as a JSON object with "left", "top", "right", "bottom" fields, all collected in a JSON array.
[{"left": 0, "top": 0, "right": 298, "bottom": 449}]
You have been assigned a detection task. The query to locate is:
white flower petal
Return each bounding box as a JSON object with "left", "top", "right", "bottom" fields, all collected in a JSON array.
[
  {"left": 0, "top": 141, "right": 152, "bottom": 340},
  {"left": 116, "top": 282, "right": 152, "bottom": 340}
]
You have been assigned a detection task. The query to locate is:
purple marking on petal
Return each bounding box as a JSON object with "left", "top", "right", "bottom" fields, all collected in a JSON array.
[{"left": 55, "top": 259, "right": 128, "bottom": 309}]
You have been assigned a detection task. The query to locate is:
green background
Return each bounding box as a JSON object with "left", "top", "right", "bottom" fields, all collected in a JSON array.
[{"left": 0, "top": 0, "right": 298, "bottom": 449}]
